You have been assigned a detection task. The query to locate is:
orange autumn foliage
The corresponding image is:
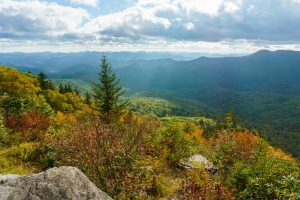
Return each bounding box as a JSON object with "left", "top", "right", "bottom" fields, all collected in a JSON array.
[
  {"left": 232, "top": 131, "right": 260, "bottom": 160},
  {"left": 52, "top": 111, "right": 77, "bottom": 126},
  {"left": 6, "top": 110, "right": 50, "bottom": 132},
  {"left": 187, "top": 128, "right": 205, "bottom": 144},
  {"left": 209, "top": 130, "right": 263, "bottom": 166}
]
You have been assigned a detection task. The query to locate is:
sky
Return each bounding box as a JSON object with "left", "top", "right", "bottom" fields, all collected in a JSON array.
[{"left": 1, "top": 0, "right": 300, "bottom": 53}]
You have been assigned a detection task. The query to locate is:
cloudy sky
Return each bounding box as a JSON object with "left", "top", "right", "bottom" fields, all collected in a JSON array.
[{"left": 1, "top": 0, "right": 300, "bottom": 53}]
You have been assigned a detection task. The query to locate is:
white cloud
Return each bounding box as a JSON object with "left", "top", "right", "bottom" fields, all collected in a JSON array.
[
  {"left": 83, "top": 4, "right": 172, "bottom": 40},
  {"left": 247, "top": 4, "right": 254, "bottom": 12},
  {"left": 174, "top": 0, "right": 224, "bottom": 16},
  {"left": 82, "top": 0, "right": 300, "bottom": 42},
  {"left": 137, "top": 0, "right": 224, "bottom": 16},
  {"left": 70, "top": 0, "right": 99, "bottom": 8},
  {"left": 1, "top": 0, "right": 300, "bottom": 52},
  {"left": 184, "top": 22, "right": 195, "bottom": 30},
  {"left": 223, "top": 2, "right": 240, "bottom": 13},
  {"left": 292, "top": 0, "right": 300, "bottom": 4},
  {"left": 0, "top": 0, "right": 89, "bottom": 39}
]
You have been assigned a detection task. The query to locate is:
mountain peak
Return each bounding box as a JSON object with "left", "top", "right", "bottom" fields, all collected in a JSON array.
[{"left": 251, "top": 50, "right": 272, "bottom": 56}]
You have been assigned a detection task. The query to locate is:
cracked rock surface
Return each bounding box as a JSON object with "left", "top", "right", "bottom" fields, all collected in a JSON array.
[{"left": 0, "top": 166, "right": 112, "bottom": 200}]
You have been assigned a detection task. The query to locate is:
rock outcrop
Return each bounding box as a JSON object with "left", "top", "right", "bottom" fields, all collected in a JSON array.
[
  {"left": 180, "top": 154, "right": 215, "bottom": 170},
  {"left": 0, "top": 166, "right": 112, "bottom": 200}
]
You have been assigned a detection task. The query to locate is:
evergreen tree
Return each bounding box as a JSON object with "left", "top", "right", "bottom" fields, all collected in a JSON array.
[
  {"left": 92, "top": 56, "right": 128, "bottom": 122},
  {"left": 47, "top": 80, "right": 55, "bottom": 90},
  {"left": 85, "top": 92, "right": 92, "bottom": 105},
  {"left": 37, "top": 72, "right": 55, "bottom": 91},
  {"left": 37, "top": 72, "right": 48, "bottom": 90},
  {"left": 59, "top": 83, "right": 64, "bottom": 94},
  {"left": 65, "top": 83, "right": 73, "bottom": 93}
]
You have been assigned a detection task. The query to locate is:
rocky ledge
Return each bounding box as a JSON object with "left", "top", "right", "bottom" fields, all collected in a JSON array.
[
  {"left": 0, "top": 166, "right": 112, "bottom": 200},
  {"left": 180, "top": 154, "right": 216, "bottom": 170}
]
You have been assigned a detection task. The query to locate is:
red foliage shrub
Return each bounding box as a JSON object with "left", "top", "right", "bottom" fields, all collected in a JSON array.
[
  {"left": 51, "top": 113, "right": 159, "bottom": 198},
  {"left": 6, "top": 110, "right": 50, "bottom": 132},
  {"left": 182, "top": 172, "right": 234, "bottom": 200}
]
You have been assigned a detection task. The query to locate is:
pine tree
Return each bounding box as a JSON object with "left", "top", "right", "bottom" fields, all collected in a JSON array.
[
  {"left": 85, "top": 92, "right": 92, "bottom": 105},
  {"left": 63, "top": 83, "right": 73, "bottom": 93},
  {"left": 37, "top": 72, "right": 54, "bottom": 90},
  {"left": 67, "top": 83, "right": 73, "bottom": 93},
  {"left": 59, "top": 83, "right": 64, "bottom": 94},
  {"left": 47, "top": 80, "right": 55, "bottom": 90},
  {"left": 38, "top": 72, "right": 48, "bottom": 90},
  {"left": 92, "top": 56, "right": 128, "bottom": 122}
]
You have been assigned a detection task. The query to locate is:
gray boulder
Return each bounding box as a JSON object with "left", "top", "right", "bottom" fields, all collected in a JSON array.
[
  {"left": 180, "top": 154, "right": 215, "bottom": 170},
  {"left": 0, "top": 166, "right": 112, "bottom": 200}
]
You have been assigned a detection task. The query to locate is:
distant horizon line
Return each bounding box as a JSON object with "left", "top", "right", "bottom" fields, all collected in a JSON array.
[{"left": 0, "top": 49, "right": 299, "bottom": 57}]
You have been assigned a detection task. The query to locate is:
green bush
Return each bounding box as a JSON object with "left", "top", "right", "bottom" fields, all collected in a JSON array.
[
  {"left": 227, "top": 158, "right": 300, "bottom": 199},
  {"left": 153, "top": 174, "right": 181, "bottom": 197},
  {"left": 0, "top": 142, "right": 47, "bottom": 174},
  {"left": 160, "top": 123, "right": 197, "bottom": 165},
  {"left": 5, "top": 142, "right": 47, "bottom": 163}
]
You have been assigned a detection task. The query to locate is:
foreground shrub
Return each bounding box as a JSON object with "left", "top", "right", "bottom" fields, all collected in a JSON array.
[
  {"left": 0, "top": 142, "right": 47, "bottom": 174},
  {"left": 52, "top": 113, "right": 159, "bottom": 198},
  {"left": 6, "top": 110, "right": 50, "bottom": 133},
  {"left": 160, "top": 122, "right": 200, "bottom": 166},
  {"left": 209, "top": 130, "right": 300, "bottom": 199},
  {"left": 227, "top": 158, "right": 300, "bottom": 199},
  {"left": 180, "top": 168, "right": 234, "bottom": 200}
]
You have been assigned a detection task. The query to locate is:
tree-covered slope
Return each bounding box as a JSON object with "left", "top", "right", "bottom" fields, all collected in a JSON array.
[
  {"left": 0, "top": 66, "right": 299, "bottom": 199},
  {"left": 1, "top": 50, "right": 300, "bottom": 158}
]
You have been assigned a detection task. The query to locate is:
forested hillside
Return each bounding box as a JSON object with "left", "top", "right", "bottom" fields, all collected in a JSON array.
[
  {"left": 1, "top": 50, "right": 300, "bottom": 158},
  {"left": 0, "top": 65, "right": 299, "bottom": 199}
]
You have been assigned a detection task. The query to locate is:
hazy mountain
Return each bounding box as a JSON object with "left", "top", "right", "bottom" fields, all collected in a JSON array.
[
  {"left": 0, "top": 51, "right": 204, "bottom": 74},
  {"left": 115, "top": 50, "right": 300, "bottom": 95}
]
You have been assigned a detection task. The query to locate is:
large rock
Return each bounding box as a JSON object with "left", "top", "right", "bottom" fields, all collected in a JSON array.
[
  {"left": 0, "top": 166, "right": 112, "bottom": 200},
  {"left": 180, "top": 154, "right": 215, "bottom": 170}
]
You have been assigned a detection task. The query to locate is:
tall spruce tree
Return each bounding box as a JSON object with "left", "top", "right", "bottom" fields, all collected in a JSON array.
[
  {"left": 37, "top": 72, "right": 54, "bottom": 90},
  {"left": 37, "top": 72, "right": 48, "bottom": 90},
  {"left": 92, "top": 56, "right": 128, "bottom": 122}
]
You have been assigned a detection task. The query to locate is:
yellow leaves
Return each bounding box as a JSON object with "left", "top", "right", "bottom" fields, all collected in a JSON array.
[
  {"left": 0, "top": 66, "right": 40, "bottom": 102},
  {"left": 51, "top": 111, "right": 77, "bottom": 126},
  {"left": 43, "top": 90, "right": 89, "bottom": 113},
  {"left": 0, "top": 142, "right": 44, "bottom": 175},
  {"left": 268, "top": 147, "right": 295, "bottom": 162},
  {"left": 187, "top": 127, "right": 205, "bottom": 145},
  {"left": 154, "top": 174, "right": 182, "bottom": 197}
]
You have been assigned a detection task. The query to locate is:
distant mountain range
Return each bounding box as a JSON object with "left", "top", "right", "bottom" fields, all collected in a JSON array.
[
  {"left": 1, "top": 50, "right": 300, "bottom": 158},
  {"left": 113, "top": 50, "right": 300, "bottom": 94},
  {"left": 0, "top": 51, "right": 207, "bottom": 73}
]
